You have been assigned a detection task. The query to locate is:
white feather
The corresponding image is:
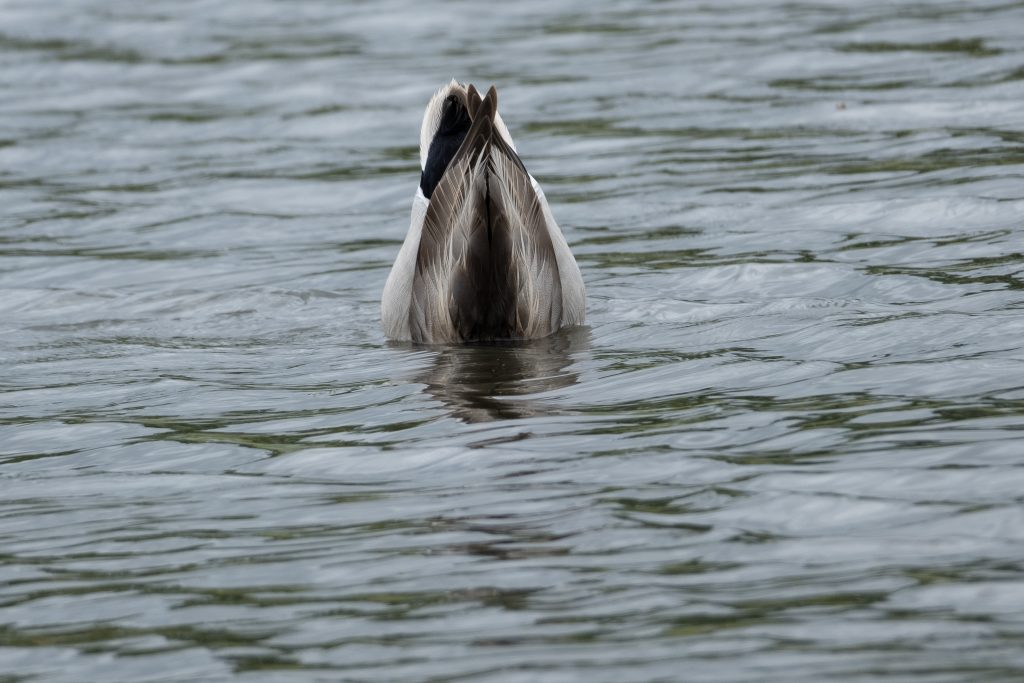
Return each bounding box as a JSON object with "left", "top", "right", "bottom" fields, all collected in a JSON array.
[{"left": 381, "top": 189, "right": 429, "bottom": 340}]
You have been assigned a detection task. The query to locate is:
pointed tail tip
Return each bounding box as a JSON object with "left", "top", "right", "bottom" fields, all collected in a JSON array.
[
  {"left": 464, "top": 83, "right": 498, "bottom": 124},
  {"left": 478, "top": 85, "right": 497, "bottom": 123}
]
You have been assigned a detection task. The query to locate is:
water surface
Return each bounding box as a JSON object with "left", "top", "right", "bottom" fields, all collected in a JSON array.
[{"left": 3, "top": 1, "right": 1024, "bottom": 681}]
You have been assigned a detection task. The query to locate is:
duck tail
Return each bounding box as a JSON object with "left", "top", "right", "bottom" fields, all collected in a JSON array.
[{"left": 412, "top": 85, "right": 561, "bottom": 343}]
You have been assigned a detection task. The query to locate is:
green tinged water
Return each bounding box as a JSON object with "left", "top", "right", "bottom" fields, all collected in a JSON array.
[{"left": 2, "top": 1, "right": 1024, "bottom": 681}]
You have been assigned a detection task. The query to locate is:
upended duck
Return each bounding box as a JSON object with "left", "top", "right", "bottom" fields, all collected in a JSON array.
[{"left": 381, "top": 80, "right": 585, "bottom": 343}]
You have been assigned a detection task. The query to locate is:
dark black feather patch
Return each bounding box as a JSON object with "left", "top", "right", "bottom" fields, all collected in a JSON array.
[{"left": 420, "top": 94, "right": 471, "bottom": 199}]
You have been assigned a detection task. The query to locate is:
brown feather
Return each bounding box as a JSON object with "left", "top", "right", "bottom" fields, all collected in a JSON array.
[
  {"left": 410, "top": 84, "right": 562, "bottom": 343},
  {"left": 487, "top": 137, "right": 562, "bottom": 338}
]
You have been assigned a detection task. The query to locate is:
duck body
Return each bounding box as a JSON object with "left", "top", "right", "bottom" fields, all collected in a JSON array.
[{"left": 381, "top": 81, "right": 585, "bottom": 344}]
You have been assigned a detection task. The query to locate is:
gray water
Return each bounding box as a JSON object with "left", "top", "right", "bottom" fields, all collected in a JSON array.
[{"left": 3, "top": 1, "right": 1024, "bottom": 681}]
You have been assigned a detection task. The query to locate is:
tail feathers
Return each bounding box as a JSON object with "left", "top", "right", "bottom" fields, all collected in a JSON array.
[{"left": 411, "top": 85, "right": 561, "bottom": 343}]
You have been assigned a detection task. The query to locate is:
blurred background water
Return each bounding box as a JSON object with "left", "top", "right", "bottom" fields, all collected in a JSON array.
[{"left": 3, "top": 1, "right": 1024, "bottom": 681}]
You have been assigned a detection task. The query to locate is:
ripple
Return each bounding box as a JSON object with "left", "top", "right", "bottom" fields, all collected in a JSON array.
[{"left": 2, "top": 0, "right": 1024, "bottom": 681}]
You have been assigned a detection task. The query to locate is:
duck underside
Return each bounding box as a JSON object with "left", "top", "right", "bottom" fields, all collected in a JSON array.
[{"left": 410, "top": 85, "right": 562, "bottom": 344}]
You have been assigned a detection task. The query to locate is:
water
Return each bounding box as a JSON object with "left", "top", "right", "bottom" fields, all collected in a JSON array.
[{"left": 3, "top": 1, "right": 1024, "bottom": 680}]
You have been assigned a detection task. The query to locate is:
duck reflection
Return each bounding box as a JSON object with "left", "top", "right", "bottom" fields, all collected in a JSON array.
[{"left": 415, "top": 326, "right": 588, "bottom": 423}]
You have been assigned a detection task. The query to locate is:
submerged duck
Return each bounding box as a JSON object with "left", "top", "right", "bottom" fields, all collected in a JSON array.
[{"left": 382, "top": 80, "right": 585, "bottom": 343}]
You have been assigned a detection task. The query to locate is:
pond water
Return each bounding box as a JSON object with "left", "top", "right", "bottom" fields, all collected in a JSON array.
[{"left": 3, "top": 1, "right": 1024, "bottom": 681}]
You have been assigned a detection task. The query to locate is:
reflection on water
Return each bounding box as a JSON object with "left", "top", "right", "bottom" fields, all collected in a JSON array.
[{"left": 414, "top": 327, "right": 588, "bottom": 423}]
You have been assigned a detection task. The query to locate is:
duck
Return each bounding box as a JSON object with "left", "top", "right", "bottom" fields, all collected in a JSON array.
[{"left": 381, "top": 80, "right": 585, "bottom": 343}]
